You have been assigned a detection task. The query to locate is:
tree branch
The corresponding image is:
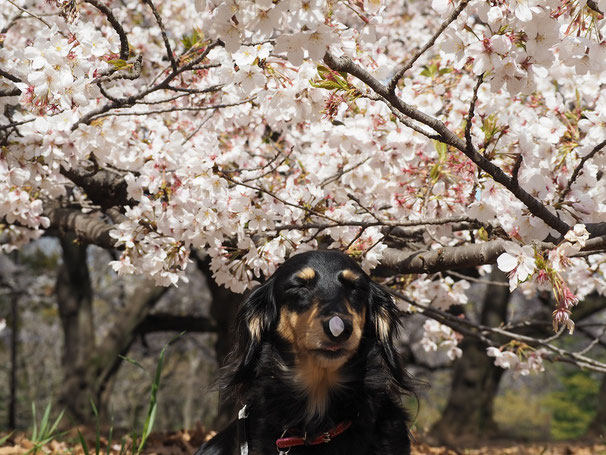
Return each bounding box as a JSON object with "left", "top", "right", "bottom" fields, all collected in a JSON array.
[
  {"left": 84, "top": 0, "right": 130, "bottom": 60},
  {"left": 0, "top": 88, "right": 21, "bottom": 97},
  {"left": 587, "top": 0, "right": 604, "bottom": 14},
  {"left": 136, "top": 313, "right": 217, "bottom": 334},
  {"left": 45, "top": 206, "right": 115, "bottom": 249},
  {"left": 60, "top": 166, "right": 133, "bottom": 210},
  {"left": 72, "top": 41, "right": 220, "bottom": 129},
  {"left": 382, "top": 240, "right": 507, "bottom": 274},
  {"left": 95, "top": 282, "right": 169, "bottom": 387},
  {"left": 323, "top": 51, "right": 571, "bottom": 236},
  {"left": 389, "top": 288, "right": 606, "bottom": 374},
  {"left": 143, "top": 0, "right": 177, "bottom": 73},
  {"left": 561, "top": 137, "right": 606, "bottom": 201},
  {"left": 0, "top": 68, "right": 21, "bottom": 83},
  {"left": 387, "top": 0, "right": 469, "bottom": 93},
  {"left": 6, "top": 0, "right": 52, "bottom": 28},
  {"left": 465, "top": 74, "right": 483, "bottom": 151}
]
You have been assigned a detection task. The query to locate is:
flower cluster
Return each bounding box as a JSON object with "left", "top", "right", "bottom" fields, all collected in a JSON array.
[
  {"left": 487, "top": 344, "right": 546, "bottom": 376},
  {"left": 497, "top": 225, "right": 595, "bottom": 334},
  {"left": 420, "top": 319, "right": 463, "bottom": 361},
  {"left": 0, "top": 0, "right": 604, "bottom": 313}
]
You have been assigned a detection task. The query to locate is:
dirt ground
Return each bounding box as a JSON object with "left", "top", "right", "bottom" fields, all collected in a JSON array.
[{"left": 1, "top": 429, "right": 605, "bottom": 455}]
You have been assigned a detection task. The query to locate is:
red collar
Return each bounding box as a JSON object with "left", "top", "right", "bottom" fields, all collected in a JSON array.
[{"left": 276, "top": 421, "right": 352, "bottom": 450}]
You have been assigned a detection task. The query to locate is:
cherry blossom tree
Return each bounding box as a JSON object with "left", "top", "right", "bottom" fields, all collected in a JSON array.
[{"left": 1, "top": 0, "right": 606, "bottom": 383}]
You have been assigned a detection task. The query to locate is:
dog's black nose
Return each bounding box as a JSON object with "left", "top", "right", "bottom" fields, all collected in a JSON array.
[{"left": 322, "top": 315, "right": 353, "bottom": 343}]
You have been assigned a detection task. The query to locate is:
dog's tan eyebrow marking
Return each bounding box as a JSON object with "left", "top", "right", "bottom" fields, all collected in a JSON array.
[
  {"left": 340, "top": 269, "right": 360, "bottom": 282},
  {"left": 295, "top": 267, "right": 316, "bottom": 281}
]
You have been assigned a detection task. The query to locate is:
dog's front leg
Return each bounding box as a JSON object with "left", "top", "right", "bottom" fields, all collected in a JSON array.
[{"left": 369, "top": 397, "right": 412, "bottom": 455}]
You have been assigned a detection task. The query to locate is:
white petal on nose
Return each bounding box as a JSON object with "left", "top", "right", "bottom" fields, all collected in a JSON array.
[{"left": 329, "top": 316, "right": 345, "bottom": 337}]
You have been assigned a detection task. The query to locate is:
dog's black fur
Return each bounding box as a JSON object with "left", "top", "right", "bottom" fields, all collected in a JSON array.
[{"left": 196, "top": 250, "right": 412, "bottom": 455}]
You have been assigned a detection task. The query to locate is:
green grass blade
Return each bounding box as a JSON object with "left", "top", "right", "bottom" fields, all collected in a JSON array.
[
  {"left": 47, "top": 409, "right": 64, "bottom": 438},
  {"left": 39, "top": 402, "right": 51, "bottom": 439},
  {"left": 118, "top": 436, "right": 127, "bottom": 455},
  {"left": 36, "top": 430, "right": 67, "bottom": 447},
  {"left": 0, "top": 431, "right": 14, "bottom": 445},
  {"left": 77, "top": 428, "right": 89, "bottom": 455},
  {"left": 119, "top": 355, "right": 148, "bottom": 373},
  {"left": 90, "top": 399, "right": 100, "bottom": 455},
  {"left": 136, "top": 331, "right": 184, "bottom": 455},
  {"left": 25, "top": 442, "right": 43, "bottom": 455},
  {"left": 107, "top": 420, "right": 114, "bottom": 455},
  {"left": 31, "top": 402, "right": 38, "bottom": 442}
]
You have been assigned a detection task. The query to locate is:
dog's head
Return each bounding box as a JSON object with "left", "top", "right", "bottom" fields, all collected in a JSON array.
[{"left": 225, "top": 250, "right": 405, "bottom": 394}]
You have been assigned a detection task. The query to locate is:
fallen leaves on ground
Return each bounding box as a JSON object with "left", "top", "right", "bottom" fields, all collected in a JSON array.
[
  {"left": 412, "top": 441, "right": 606, "bottom": 455},
  {"left": 1, "top": 429, "right": 604, "bottom": 455}
]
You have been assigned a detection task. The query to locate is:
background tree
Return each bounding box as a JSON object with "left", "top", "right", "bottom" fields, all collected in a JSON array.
[{"left": 1, "top": 0, "right": 606, "bottom": 439}]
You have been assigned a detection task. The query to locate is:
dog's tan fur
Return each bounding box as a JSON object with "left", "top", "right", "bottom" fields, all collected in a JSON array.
[
  {"left": 340, "top": 268, "right": 360, "bottom": 282},
  {"left": 295, "top": 267, "right": 316, "bottom": 281},
  {"left": 276, "top": 299, "right": 366, "bottom": 419}
]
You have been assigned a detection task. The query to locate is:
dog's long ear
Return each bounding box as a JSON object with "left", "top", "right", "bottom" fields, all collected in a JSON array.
[
  {"left": 368, "top": 281, "right": 407, "bottom": 388},
  {"left": 223, "top": 278, "right": 276, "bottom": 392}
]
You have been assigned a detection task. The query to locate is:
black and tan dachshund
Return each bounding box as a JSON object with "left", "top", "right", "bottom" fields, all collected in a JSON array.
[{"left": 196, "top": 250, "right": 413, "bottom": 455}]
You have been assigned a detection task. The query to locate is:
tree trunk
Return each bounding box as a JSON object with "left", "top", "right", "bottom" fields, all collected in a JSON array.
[
  {"left": 585, "top": 374, "right": 606, "bottom": 439},
  {"left": 56, "top": 235, "right": 97, "bottom": 422},
  {"left": 209, "top": 282, "right": 242, "bottom": 429},
  {"left": 194, "top": 254, "right": 243, "bottom": 429},
  {"left": 428, "top": 269, "right": 510, "bottom": 445},
  {"left": 56, "top": 234, "right": 168, "bottom": 423},
  {"left": 8, "top": 292, "right": 18, "bottom": 430}
]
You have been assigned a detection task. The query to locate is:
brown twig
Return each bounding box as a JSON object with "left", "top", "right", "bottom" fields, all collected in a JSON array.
[
  {"left": 6, "top": 0, "right": 52, "bottom": 28},
  {"left": 72, "top": 41, "right": 220, "bottom": 130},
  {"left": 465, "top": 74, "right": 483, "bottom": 151},
  {"left": 561, "top": 137, "right": 606, "bottom": 201},
  {"left": 143, "top": 0, "right": 178, "bottom": 73},
  {"left": 387, "top": 0, "right": 470, "bottom": 93},
  {"left": 390, "top": 289, "right": 606, "bottom": 373},
  {"left": 88, "top": 98, "right": 254, "bottom": 120},
  {"left": 84, "top": 0, "right": 130, "bottom": 60}
]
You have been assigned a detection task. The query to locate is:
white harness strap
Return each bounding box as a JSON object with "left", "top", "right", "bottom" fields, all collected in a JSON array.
[{"left": 237, "top": 405, "right": 249, "bottom": 455}]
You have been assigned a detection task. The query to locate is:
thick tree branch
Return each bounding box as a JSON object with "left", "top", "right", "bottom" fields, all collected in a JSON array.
[
  {"left": 0, "top": 88, "right": 20, "bottom": 97},
  {"left": 95, "top": 282, "right": 169, "bottom": 388},
  {"left": 60, "top": 166, "right": 133, "bottom": 210},
  {"left": 45, "top": 206, "right": 115, "bottom": 249},
  {"left": 382, "top": 229, "right": 606, "bottom": 275},
  {"left": 382, "top": 240, "right": 507, "bottom": 274},
  {"left": 136, "top": 313, "right": 217, "bottom": 334},
  {"left": 323, "top": 51, "right": 571, "bottom": 236}
]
